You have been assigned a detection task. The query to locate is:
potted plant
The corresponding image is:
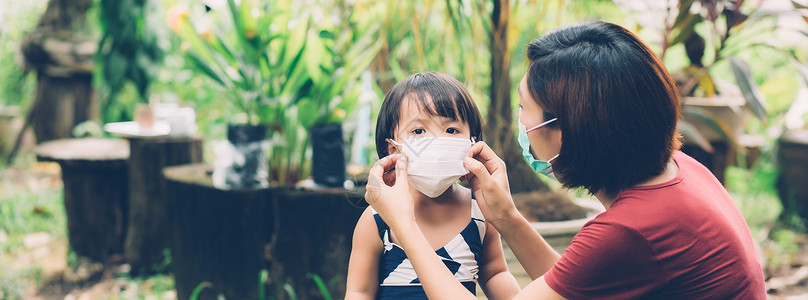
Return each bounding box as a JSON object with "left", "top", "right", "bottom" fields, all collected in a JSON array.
[
  {"left": 167, "top": 2, "right": 378, "bottom": 299},
  {"left": 172, "top": 0, "right": 311, "bottom": 187},
  {"left": 617, "top": 0, "right": 775, "bottom": 183},
  {"left": 777, "top": 43, "right": 808, "bottom": 224},
  {"left": 293, "top": 18, "right": 382, "bottom": 188}
]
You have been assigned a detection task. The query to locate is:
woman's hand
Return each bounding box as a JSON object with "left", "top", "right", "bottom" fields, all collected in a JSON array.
[
  {"left": 461, "top": 141, "right": 519, "bottom": 227},
  {"left": 365, "top": 154, "right": 415, "bottom": 230}
]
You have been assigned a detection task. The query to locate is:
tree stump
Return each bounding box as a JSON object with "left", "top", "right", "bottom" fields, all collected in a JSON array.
[
  {"left": 272, "top": 188, "right": 365, "bottom": 300},
  {"left": 124, "top": 136, "right": 202, "bottom": 275},
  {"left": 778, "top": 129, "right": 808, "bottom": 222},
  {"left": 163, "top": 163, "right": 366, "bottom": 300},
  {"left": 21, "top": 0, "right": 97, "bottom": 144},
  {"left": 33, "top": 138, "right": 129, "bottom": 263},
  {"left": 164, "top": 164, "right": 276, "bottom": 300}
]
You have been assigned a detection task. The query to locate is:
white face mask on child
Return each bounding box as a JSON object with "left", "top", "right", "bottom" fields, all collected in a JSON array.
[{"left": 389, "top": 136, "right": 472, "bottom": 198}]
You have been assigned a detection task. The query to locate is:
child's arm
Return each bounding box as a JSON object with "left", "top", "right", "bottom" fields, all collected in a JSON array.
[
  {"left": 345, "top": 208, "right": 383, "bottom": 300},
  {"left": 478, "top": 221, "right": 521, "bottom": 300}
]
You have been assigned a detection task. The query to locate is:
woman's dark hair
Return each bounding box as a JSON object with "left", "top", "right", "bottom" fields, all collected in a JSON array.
[
  {"left": 375, "top": 72, "right": 484, "bottom": 158},
  {"left": 526, "top": 21, "right": 682, "bottom": 196}
]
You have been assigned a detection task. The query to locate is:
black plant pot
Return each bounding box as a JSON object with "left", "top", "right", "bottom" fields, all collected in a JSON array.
[
  {"left": 309, "top": 123, "right": 346, "bottom": 187},
  {"left": 777, "top": 129, "right": 808, "bottom": 223},
  {"left": 228, "top": 123, "right": 267, "bottom": 144},
  {"left": 219, "top": 124, "right": 268, "bottom": 188}
]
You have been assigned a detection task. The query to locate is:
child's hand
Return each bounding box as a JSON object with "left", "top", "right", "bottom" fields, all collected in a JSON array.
[{"left": 366, "top": 154, "right": 416, "bottom": 229}]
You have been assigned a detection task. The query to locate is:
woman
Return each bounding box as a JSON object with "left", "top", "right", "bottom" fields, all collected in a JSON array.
[{"left": 365, "top": 22, "right": 766, "bottom": 299}]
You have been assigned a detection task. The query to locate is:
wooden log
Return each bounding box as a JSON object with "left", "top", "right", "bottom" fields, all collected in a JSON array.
[
  {"left": 125, "top": 136, "right": 202, "bottom": 275},
  {"left": 163, "top": 163, "right": 366, "bottom": 300},
  {"left": 33, "top": 138, "right": 129, "bottom": 263},
  {"left": 271, "top": 188, "right": 365, "bottom": 300},
  {"left": 164, "top": 164, "right": 275, "bottom": 300},
  {"left": 777, "top": 129, "right": 808, "bottom": 221}
]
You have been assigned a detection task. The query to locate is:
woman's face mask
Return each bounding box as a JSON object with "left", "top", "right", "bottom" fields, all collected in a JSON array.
[
  {"left": 388, "top": 136, "right": 472, "bottom": 198},
  {"left": 517, "top": 115, "right": 559, "bottom": 180}
]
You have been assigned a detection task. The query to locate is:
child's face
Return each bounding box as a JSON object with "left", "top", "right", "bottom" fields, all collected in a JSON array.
[{"left": 387, "top": 95, "right": 471, "bottom": 156}]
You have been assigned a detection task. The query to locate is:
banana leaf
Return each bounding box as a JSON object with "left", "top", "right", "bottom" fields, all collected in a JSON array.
[
  {"left": 728, "top": 56, "right": 768, "bottom": 123},
  {"left": 678, "top": 120, "right": 715, "bottom": 153},
  {"left": 669, "top": 13, "right": 702, "bottom": 47},
  {"left": 682, "top": 106, "right": 746, "bottom": 154}
]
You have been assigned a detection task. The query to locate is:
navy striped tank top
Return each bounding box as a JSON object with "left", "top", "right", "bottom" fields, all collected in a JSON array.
[{"left": 370, "top": 199, "right": 486, "bottom": 299}]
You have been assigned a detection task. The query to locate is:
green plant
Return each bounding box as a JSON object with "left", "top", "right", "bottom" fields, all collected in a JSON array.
[
  {"left": 0, "top": 0, "right": 45, "bottom": 110},
  {"left": 306, "top": 273, "right": 332, "bottom": 300},
  {"left": 172, "top": 0, "right": 312, "bottom": 184},
  {"left": 172, "top": 0, "right": 309, "bottom": 125},
  {"left": 293, "top": 20, "right": 382, "bottom": 128},
  {"left": 619, "top": 0, "right": 777, "bottom": 155},
  {"left": 188, "top": 270, "right": 334, "bottom": 300},
  {"left": 97, "top": 0, "right": 166, "bottom": 123}
]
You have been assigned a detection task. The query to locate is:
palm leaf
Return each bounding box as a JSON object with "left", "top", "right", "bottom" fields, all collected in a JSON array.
[
  {"left": 189, "top": 282, "right": 213, "bottom": 300},
  {"left": 729, "top": 56, "right": 768, "bottom": 123},
  {"left": 678, "top": 120, "right": 715, "bottom": 152},
  {"left": 683, "top": 106, "right": 746, "bottom": 154},
  {"left": 307, "top": 273, "right": 332, "bottom": 300}
]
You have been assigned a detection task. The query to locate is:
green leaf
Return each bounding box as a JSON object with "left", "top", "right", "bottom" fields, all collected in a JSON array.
[
  {"left": 258, "top": 269, "right": 268, "bottom": 300},
  {"left": 189, "top": 282, "right": 213, "bottom": 300},
  {"left": 683, "top": 106, "right": 745, "bottom": 154},
  {"left": 728, "top": 56, "right": 768, "bottom": 123},
  {"left": 304, "top": 27, "right": 327, "bottom": 84},
  {"left": 307, "top": 273, "right": 332, "bottom": 300},
  {"left": 674, "top": 0, "right": 697, "bottom": 27},
  {"left": 211, "top": 29, "right": 238, "bottom": 64},
  {"left": 792, "top": 57, "right": 808, "bottom": 87},
  {"left": 228, "top": 0, "right": 245, "bottom": 40},
  {"left": 185, "top": 51, "right": 228, "bottom": 87},
  {"left": 669, "top": 13, "right": 702, "bottom": 47},
  {"left": 297, "top": 97, "right": 319, "bottom": 127},
  {"left": 678, "top": 120, "right": 715, "bottom": 153},
  {"left": 281, "top": 16, "right": 310, "bottom": 72}
]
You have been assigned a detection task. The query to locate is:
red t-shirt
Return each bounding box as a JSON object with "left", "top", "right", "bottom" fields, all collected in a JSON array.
[{"left": 544, "top": 151, "right": 766, "bottom": 299}]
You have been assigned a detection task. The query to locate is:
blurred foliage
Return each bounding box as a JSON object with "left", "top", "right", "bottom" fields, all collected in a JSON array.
[
  {"left": 0, "top": 0, "right": 48, "bottom": 110},
  {"left": 358, "top": 0, "right": 618, "bottom": 144},
  {"left": 615, "top": 0, "right": 797, "bottom": 156},
  {"left": 2, "top": 0, "right": 808, "bottom": 297},
  {"left": 96, "top": 0, "right": 166, "bottom": 123},
  {"left": 171, "top": 0, "right": 382, "bottom": 184},
  {"left": 0, "top": 167, "right": 64, "bottom": 299}
]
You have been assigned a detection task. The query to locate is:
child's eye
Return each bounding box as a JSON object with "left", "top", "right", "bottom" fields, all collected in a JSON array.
[
  {"left": 411, "top": 128, "right": 426, "bottom": 135},
  {"left": 445, "top": 128, "right": 460, "bottom": 134}
]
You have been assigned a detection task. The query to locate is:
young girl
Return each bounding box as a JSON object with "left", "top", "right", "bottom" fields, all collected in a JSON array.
[{"left": 345, "top": 72, "right": 520, "bottom": 299}]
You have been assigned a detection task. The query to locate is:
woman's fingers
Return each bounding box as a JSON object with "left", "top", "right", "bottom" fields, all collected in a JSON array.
[
  {"left": 393, "top": 155, "right": 409, "bottom": 188},
  {"left": 469, "top": 141, "right": 506, "bottom": 173},
  {"left": 365, "top": 154, "right": 416, "bottom": 229},
  {"left": 370, "top": 154, "right": 401, "bottom": 186},
  {"left": 464, "top": 156, "right": 493, "bottom": 184}
]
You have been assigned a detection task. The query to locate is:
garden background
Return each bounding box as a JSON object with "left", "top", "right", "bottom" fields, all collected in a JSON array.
[{"left": 2, "top": 0, "right": 808, "bottom": 299}]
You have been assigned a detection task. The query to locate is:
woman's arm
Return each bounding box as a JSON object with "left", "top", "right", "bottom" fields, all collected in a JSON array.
[
  {"left": 478, "top": 221, "right": 520, "bottom": 300},
  {"left": 345, "top": 208, "right": 382, "bottom": 300},
  {"left": 463, "top": 142, "right": 560, "bottom": 278}
]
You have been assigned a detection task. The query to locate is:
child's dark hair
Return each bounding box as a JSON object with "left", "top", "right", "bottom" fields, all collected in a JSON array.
[{"left": 375, "top": 72, "right": 484, "bottom": 158}]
